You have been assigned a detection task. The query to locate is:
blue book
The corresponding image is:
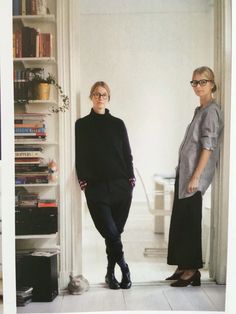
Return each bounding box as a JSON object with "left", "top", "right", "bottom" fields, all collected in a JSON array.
[{"left": 13, "top": 0, "right": 20, "bottom": 16}]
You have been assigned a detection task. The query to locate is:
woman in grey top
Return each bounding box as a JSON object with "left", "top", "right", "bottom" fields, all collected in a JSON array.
[{"left": 166, "top": 66, "right": 223, "bottom": 287}]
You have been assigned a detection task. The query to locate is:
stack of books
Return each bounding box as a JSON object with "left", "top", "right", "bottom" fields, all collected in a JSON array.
[
  {"left": 17, "top": 190, "right": 39, "bottom": 207},
  {"left": 15, "top": 144, "right": 50, "bottom": 184},
  {"left": 15, "top": 113, "right": 47, "bottom": 142},
  {"left": 16, "top": 286, "right": 33, "bottom": 306}
]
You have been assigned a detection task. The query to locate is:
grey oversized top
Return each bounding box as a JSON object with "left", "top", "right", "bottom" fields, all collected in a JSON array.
[{"left": 177, "top": 101, "right": 224, "bottom": 199}]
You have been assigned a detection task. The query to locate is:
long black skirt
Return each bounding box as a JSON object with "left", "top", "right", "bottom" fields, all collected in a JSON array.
[{"left": 167, "top": 176, "right": 203, "bottom": 269}]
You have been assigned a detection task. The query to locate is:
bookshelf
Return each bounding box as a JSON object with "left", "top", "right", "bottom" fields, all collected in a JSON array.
[{"left": 13, "top": 1, "right": 59, "bottom": 249}]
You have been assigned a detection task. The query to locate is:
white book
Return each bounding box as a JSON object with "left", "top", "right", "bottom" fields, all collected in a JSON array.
[{"left": 15, "top": 151, "right": 44, "bottom": 158}]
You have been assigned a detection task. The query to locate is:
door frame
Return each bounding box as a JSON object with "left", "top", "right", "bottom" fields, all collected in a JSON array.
[
  {"left": 209, "top": 0, "right": 232, "bottom": 284},
  {"left": 64, "top": 0, "right": 232, "bottom": 286}
]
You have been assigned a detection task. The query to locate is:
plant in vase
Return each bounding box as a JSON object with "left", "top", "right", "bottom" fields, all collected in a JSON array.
[{"left": 28, "top": 68, "right": 69, "bottom": 113}]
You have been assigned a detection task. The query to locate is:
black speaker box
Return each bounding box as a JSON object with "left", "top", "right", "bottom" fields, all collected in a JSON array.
[
  {"left": 15, "top": 206, "right": 58, "bottom": 235},
  {"left": 16, "top": 252, "right": 58, "bottom": 302}
]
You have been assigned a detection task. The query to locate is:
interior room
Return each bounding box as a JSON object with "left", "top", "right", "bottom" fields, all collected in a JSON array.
[
  {"left": 1, "top": 0, "right": 236, "bottom": 313},
  {"left": 79, "top": 0, "right": 214, "bottom": 285}
]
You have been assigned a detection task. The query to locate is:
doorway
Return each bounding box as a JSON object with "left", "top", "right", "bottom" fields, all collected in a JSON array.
[{"left": 78, "top": 0, "right": 215, "bottom": 284}]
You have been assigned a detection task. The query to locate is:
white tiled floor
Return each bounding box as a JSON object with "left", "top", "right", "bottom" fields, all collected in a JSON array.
[
  {"left": 82, "top": 202, "right": 210, "bottom": 283},
  {"left": 16, "top": 202, "right": 226, "bottom": 313},
  {"left": 17, "top": 284, "right": 225, "bottom": 313}
]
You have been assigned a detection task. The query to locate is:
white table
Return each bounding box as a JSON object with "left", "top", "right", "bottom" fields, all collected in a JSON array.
[{"left": 153, "top": 176, "right": 175, "bottom": 243}]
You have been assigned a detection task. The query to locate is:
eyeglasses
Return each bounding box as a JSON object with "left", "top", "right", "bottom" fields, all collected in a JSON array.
[
  {"left": 190, "top": 79, "right": 213, "bottom": 87},
  {"left": 93, "top": 92, "right": 108, "bottom": 99}
]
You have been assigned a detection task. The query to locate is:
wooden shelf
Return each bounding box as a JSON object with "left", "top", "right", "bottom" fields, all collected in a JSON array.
[
  {"left": 13, "top": 14, "right": 56, "bottom": 23},
  {"left": 16, "top": 233, "right": 58, "bottom": 239}
]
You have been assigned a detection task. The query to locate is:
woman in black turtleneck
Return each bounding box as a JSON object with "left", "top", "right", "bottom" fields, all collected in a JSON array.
[{"left": 75, "top": 81, "right": 135, "bottom": 290}]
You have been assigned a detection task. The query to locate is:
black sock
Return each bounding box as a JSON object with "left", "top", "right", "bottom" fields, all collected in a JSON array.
[
  {"left": 107, "top": 259, "right": 116, "bottom": 274},
  {"left": 117, "top": 257, "right": 128, "bottom": 273}
]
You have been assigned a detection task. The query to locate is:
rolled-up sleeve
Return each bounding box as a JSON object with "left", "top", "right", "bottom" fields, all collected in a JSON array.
[{"left": 200, "top": 108, "right": 220, "bottom": 151}]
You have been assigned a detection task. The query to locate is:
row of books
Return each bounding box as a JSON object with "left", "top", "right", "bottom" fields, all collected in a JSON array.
[
  {"left": 15, "top": 159, "right": 50, "bottom": 184},
  {"left": 14, "top": 68, "right": 51, "bottom": 102},
  {"left": 13, "top": 0, "right": 48, "bottom": 16},
  {"left": 14, "top": 69, "right": 28, "bottom": 102},
  {"left": 15, "top": 137, "right": 48, "bottom": 184},
  {"left": 15, "top": 169, "right": 50, "bottom": 184},
  {"left": 13, "top": 27, "right": 53, "bottom": 58},
  {"left": 14, "top": 80, "right": 28, "bottom": 102}
]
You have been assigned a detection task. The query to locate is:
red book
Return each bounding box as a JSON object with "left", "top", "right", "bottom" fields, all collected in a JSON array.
[{"left": 38, "top": 202, "right": 57, "bottom": 208}]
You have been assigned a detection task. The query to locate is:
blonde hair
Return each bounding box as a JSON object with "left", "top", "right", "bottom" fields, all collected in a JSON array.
[
  {"left": 192, "top": 66, "right": 217, "bottom": 93},
  {"left": 89, "top": 81, "right": 111, "bottom": 101}
]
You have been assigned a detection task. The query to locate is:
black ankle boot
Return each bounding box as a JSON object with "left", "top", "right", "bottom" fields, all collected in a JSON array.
[
  {"left": 105, "top": 272, "right": 120, "bottom": 290},
  {"left": 120, "top": 264, "right": 132, "bottom": 289}
]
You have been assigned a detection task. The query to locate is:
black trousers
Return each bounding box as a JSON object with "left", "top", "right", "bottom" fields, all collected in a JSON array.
[
  {"left": 167, "top": 176, "right": 203, "bottom": 269},
  {"left": 85, "top": 178, "right": 132, "bottom": 265}
]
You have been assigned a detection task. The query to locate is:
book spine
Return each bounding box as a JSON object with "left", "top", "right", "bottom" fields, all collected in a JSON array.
[
  {"left": 14, "top": 123, "right": 45, "bottom": 128},
  {"left": 37, "top": 0, "right": 47, "bottom": 15},
  {"left": 21, "top": 0, "right": 26, "bottom": 15},
  {"left": 15, "top": 151, "right": 43, "bottom": 158},
  {"left": 13, "top": 0, "right": 20, "bottom": 16},
  {"left": 38, "top": 203, "right": 57, "bottom": 208},
  {"left": 31, "top": 0, "right": 37, "bottom": 15},
  {"left": 15, "top": 132, "right": 46, "bottom": 136},
  {"left": 15, "top": 127, "right": 46, "bottom": 133}
]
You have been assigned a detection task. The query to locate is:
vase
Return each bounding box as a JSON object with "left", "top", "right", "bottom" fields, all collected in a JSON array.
[{"left": 36, "top": 83, "right": 50, "bottom": 100}]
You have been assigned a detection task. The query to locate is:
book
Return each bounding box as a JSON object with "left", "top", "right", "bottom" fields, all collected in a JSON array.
[
  {"left": 15, "top": 151, "right": 44, "bottom": 158},
  {"left": 21, "top": 0, "right": 26, "bottom": 15},
  {"left": 15, "top": 123, "right": 45, "bottom": 128},
  {"left": 38, "top": 199, "right": 57, "bottom": 207},
  {"left": 36, "top": 0, "right": 47, "bottom": 15},
  {"left": 17, "top": 286, "right": 33, "bottom": 295},
  {"left": 15, "top": 137, "right": 47, "bottom": 144},
  {"left": 15, "top": 165, "right": 48, "bottom": 172},
  {"left": 15, "top": 132, "right": 46, "bottom": 137},
  {"left": 15, "top": 158, "right": 43, "bottom": 164},
  {"left": 15, "top": 145, "right": 43, "bottom": 152},
  {"left": 15, "top": 175, "right": 49, "bottom": 184}
]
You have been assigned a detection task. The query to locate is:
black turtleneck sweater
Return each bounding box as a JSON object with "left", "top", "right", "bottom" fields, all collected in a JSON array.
[{"left": 75, "top": 108, "right": 134, "bottom": 182}]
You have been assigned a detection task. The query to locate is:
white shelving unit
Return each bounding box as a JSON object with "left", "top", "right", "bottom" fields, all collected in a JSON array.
[{"left": 13, "top": 0, "right": 59, "bottom": 248}]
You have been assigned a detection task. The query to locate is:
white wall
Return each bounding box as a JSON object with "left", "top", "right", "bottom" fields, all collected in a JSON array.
[
  {"left": 0, "top": 1, "right": 16, "bottom": 313},
  {"left": 78, "top": 0, "right": 214, "bottom": 201}
]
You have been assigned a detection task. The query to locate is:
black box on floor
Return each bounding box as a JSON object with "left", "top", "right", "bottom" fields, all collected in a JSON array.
[
  {"left": 16, "top": 252, "right": 58, "bottom": 302},
  {"left": 15, "top": 206, "right": 58, "bottom": 235}
]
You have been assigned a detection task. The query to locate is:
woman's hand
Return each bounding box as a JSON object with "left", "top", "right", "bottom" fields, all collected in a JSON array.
[
  {"left": 129, "top": 177, "right": 136, "bottom": 188},
  {"left": 187, "top": 176, "right": 199, "bottom": 194},
  {"left": 79, "top": 179, "right": 87, "bottom": 191}
]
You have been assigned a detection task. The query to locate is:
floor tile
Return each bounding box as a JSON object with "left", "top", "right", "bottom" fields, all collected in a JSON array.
[
  {"left": 17, "top": 295, "right": 63, "bottom": 313},
  {"left": 123, "top": 285, "right": 171, "bottom": 311},
  {"left": 60, "top": 288, "right": 126, "bottom": 312}
]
